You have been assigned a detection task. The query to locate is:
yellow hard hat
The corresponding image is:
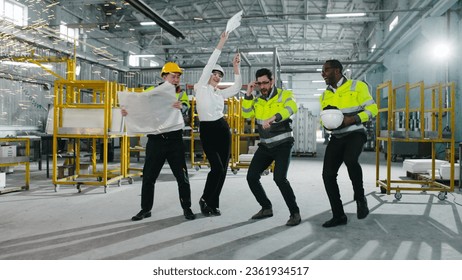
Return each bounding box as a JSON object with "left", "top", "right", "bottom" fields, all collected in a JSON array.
[{"left": 161, "top": 62, "right": 183, "bottom": 76}]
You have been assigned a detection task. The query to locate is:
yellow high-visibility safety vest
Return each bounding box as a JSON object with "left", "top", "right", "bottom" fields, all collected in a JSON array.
[
  {"left": 320, "top": 79, "right": 378, "bottom": 135},
  {"left": 242, "top": 88, "right": 298, "bottom": 147}
]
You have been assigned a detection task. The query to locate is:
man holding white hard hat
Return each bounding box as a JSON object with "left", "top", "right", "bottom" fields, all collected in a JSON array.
[{"left": 319, "top": 59, "right": 378, "bottom": 228}]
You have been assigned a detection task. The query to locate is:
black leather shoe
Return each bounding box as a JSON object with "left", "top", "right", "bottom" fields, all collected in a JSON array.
[
  {"left": 131, "top": 210, "right": 151, "bottom": 221},
  {"left": 286, "top": 213, "right": 301, "bottom": 226},
  {"left": 357, "top": 198, "right": 369, "bottom": 219},
  {"left": 251, "top": 208, "right": 273, "bottom": 219},
  {"left": 210, "top": 208, "right": 221, "bottom": 216},
  {"left": 322, "top": 215, "right": 347, "bottom": 228},
  {"left": 183, "top": 208, "right": 196, "bottom": 220},
  {"left": 199, "top": 199, "right": 212, "bottom": 216}
]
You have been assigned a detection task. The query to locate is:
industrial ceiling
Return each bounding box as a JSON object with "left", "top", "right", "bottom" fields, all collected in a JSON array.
[{"left": 1, "top": 0, "right": 460, "bottom": 78}]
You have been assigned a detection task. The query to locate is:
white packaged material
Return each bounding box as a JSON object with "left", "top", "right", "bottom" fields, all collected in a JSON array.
[
  {"left": 402, "top": 159, "right": 448, "bottom": 173},
  {"left": 0, "top": 166, "right": 14, "bottom": 174},
  {"left": 0, "top": 172, "right": 5, "bottom": 188},
  {"left": 292, "top": 106, "right": 317, "bottom": 154},
  {"left": 439, "top": 163, "right": 460, "bottom": 180},
  {"left": 79, "top": 163, "right": 91, "bottom": 175},
  {"left": 248, "top": 146, "right": 258, "bottom": 154},
  {"left": 0, "top": 145, "right": 16, "bottom": 158},
  {"left": 238, "top": 154, "right": 254, "bottom": 162}
]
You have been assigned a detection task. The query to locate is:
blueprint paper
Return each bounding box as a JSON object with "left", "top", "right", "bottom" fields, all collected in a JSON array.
[
  {"left": 118, "top": 82, "right": 184, "bottom": 135},
  {"left": 226, "top": 10, "right": 243, "bottom": 33}
]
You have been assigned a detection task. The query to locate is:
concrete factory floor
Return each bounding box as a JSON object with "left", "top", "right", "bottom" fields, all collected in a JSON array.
[{"left": 1, "top": 139, "right": 462, "bottom": 261}]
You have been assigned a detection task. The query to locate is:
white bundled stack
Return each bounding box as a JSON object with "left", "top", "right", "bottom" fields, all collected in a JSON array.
[
  {"left": 402, "top": 159, "right": 448, "bottom": 173},
  {"left": 239, "top": 141, "right": 259, "bottom": 162},
  {"left": 439, "top": 162, "right": 460, "bottom": 180}
]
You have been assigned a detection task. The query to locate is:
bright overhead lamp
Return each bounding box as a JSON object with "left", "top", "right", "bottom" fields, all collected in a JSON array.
[
  {"left": 326, "top": 12, "right": 366, "bottom": 18},
  {"left": 130, "top": 54, "right": 156, "bottom": 58},
  {"left": 433, "top": 43, "right": 451, "bottom": 59},
  {"left": 248, "top": 51, "right": 273, "bottom": 55},
  {"left": 140, "top": 21, "right": 156, "bottom": 26},
  {"left": 371, "top": 44, "right": 376, "bottom": 52},
  {"left": 1, "top": 61, "right": 53, "bottom": 69},
  {"left": 312, "top": 80, "right": 325, "bottom": 83}
]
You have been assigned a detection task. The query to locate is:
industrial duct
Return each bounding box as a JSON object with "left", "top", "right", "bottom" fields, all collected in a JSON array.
[{"left": 126, "top": 0, "right": 185, "bottom": 39}]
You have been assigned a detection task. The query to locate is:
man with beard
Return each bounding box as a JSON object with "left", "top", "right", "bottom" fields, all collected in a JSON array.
[
  {"left": 242, "top": 68, "right": 301, "bottom": 226},
  {"left": 319, "top": 59, "right": 377, "bottom": 228}
]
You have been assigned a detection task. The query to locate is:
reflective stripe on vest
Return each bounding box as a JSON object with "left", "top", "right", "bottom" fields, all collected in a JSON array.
[
  {"left": 332, "top": 123, "right": 365, "bottom": 135},
  {"left": 259, "top": 131, "right": 293, "bottom": 144},
  {"left": 321, "top": 79, "right": 358, "bottom": 103}
]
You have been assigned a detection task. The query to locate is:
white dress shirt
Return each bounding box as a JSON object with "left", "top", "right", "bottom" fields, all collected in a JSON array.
[{"left": 194, "top": 49, "right": 242, "bottom": 121}]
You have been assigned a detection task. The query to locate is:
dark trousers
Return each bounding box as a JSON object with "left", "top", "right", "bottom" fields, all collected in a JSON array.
[
  {"left": 246, "top": 141, "right": 299, "bottom": 214},
  {"left": 322, "top": 132, "right": 367, "bottom": 218},
  {"left": 140, "top": 130, "right": 191, "bottom": 212},
  {"left": 199, "top": 118, "right": 231, "bottom": 208}
]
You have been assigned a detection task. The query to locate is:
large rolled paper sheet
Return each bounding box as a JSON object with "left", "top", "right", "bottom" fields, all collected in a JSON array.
[{"left": 118, "top": 82, "right": 184, "bottom": 135}]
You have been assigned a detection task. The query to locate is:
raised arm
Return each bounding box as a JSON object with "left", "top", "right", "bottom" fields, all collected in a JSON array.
[
  {"left": 233, "top": 53, "right": 240, "bottom": 75},
  {"left": 195, "top": 32, "right": 229, "bottom": 88},
  {"left": 220, "top": 52, "right": 242, "bottom": 99},
  {"left": 216, "top": 32, "right": 229, "bottom": 51}
]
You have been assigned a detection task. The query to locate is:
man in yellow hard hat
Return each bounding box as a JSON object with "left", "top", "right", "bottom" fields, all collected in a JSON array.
[
  {"left": 122, "top": 61, "right": 196, "bottom": 221},
  {"left": 145, "top": 62, "right": 190, "bottom": 118}
]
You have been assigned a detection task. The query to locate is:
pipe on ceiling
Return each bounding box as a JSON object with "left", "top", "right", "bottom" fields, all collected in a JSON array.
[{"left": 125, "top": 0, "right": 185, "bottom": 39}]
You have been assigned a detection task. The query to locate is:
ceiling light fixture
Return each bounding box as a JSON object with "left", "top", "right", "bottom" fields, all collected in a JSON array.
[
  {"left": 326, "top": 12, "right": 366, "bottom": 18},
  {"left": 433, "top": 43, "right": 451, "bottom": 59},
  {"left": 130, "top": 54, "right": 156, "bottom": 58},
  {"left": 140, "top": 21, "right": 156, "bottom": 26},
  {"left": 1, "top": 61, "right": 53, "bottom": 69},
  {"left": 248, "top": 51, "right": 273, "bottom": 55},
  {"left": 126, "top": 0, "right": 184, "bottom": 38}
]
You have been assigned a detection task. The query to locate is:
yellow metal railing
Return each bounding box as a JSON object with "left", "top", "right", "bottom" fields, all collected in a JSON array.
[
  {"left": 375, "top": 80, "right": 456, "bottom": 200},
  {"left": 0, "top": 138, "right": 30, "bottom": 194}
]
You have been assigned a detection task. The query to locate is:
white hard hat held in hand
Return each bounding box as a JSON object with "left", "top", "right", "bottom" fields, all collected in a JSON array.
[{"left": 320, "top": 109, "right": 344, "bottom": 130}]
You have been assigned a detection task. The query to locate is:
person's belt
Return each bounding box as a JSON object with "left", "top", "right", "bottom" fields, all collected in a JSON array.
[{"left": 148, "top": 130, "right": 182, "bottom": 139}]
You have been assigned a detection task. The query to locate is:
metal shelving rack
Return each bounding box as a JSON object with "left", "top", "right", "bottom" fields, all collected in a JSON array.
[
  {"left": 0, "top": 138, "right": 30, "bottom": 194},
  {"left": 52, "top": 80, "right": 132, "bottom": 193},
  {"left": 375, "top": 80, "right": 456, "bottom": 200}
]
